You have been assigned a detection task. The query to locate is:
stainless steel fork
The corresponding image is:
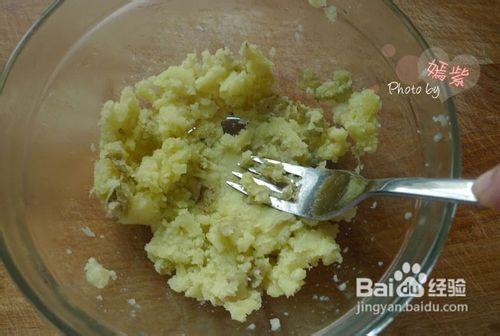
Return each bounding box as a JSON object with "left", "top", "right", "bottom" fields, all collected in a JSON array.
[{"left": 226, "top": 156, "right": 478, "bottom": 220}]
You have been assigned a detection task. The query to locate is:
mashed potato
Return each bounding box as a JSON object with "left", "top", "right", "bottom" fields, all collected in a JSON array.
[{"left": 92, "top": 42, "right": 380, "bottom": 321}]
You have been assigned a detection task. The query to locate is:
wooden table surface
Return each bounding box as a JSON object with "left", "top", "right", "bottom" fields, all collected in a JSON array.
[{"left": 0, "top": 1, "right": 498, "bottom": 335}]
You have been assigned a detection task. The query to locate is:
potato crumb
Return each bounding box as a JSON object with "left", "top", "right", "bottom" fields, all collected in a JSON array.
[
  {"left": 337, "top": 282, "right": 347, "bottom": 291},
  {"left": 270, "top": 318, "right": 281, "bottom": 331},
  {"left": 324, "top": 5, "right": 338, "bottom": 22},
  {"left": 84, "top": 258, "right": 117, "bottom": 289},
  {"left": 404, "top": 212, "right": 413, "bottom": 220},
  {"left": 127, "top": 298, "right": 141, "bottom": 309},
  {"left": 247, "top": 323, "right": 256, "bottom": 330},
  {"left": 433, "top": 132, "right": 443, "bottom": 142},
  {"left": 269, "top": 47, "right": 276, "bottom": 58},
  {"left": 308, "top": 0, "right": 327, "bottom": 8},
  {"left": 432, "top": 114, "right": 449, "bottom": 127},
  {"left": 81, "top": 226, "right": 96, "bottom": 238}
]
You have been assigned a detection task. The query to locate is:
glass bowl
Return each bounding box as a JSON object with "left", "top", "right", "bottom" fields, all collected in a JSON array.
[{"left": 0, "top": 0, "right": 459, "bottom": 335}]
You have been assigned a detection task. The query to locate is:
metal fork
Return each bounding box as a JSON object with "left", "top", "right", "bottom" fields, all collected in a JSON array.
[{"left": 226, "top": 156, "right": 478, "bottom": 220}]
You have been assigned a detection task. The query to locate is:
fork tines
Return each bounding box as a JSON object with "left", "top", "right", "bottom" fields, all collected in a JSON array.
[
  {"left": 226, "top": 156, "right": 302, "bottom": 214},
  {"left": 250, "top": 156, "right": 306, "bottom": 177}
]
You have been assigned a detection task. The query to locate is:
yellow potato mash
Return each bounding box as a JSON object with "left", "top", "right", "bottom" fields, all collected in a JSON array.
[{"left": 92, "top": 42, "right": 380, "bottom": 321}]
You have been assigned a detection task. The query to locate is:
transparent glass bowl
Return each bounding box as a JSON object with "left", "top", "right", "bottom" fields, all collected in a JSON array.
[{"left": 0, "top": 1, "right": 460, "bottom": 335}]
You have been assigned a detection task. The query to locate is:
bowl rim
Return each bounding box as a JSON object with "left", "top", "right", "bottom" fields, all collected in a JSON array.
[
  {"left": 0, "top": 0, "right": 460, "bottom": 335},
  {"left": 355, "top": 2, "right": 461, "bottom": 334}
]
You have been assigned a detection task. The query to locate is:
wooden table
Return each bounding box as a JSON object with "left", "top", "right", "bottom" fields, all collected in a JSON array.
[{"left": 0, "top": 1, "right": 498, "bottom": 335}]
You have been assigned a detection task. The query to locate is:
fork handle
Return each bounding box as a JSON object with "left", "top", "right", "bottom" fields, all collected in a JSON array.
[{"left": 374, "top": 178, "right": 478, "bottom": 204}]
